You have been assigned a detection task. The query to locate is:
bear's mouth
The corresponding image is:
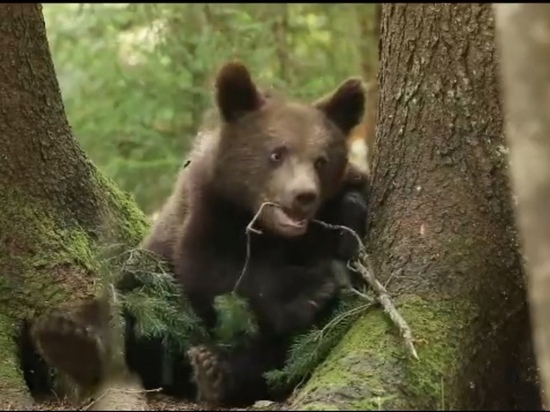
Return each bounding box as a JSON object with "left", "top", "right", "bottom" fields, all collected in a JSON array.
[{"left": 272, "top": 207, "right": 309, "bottom": 237}]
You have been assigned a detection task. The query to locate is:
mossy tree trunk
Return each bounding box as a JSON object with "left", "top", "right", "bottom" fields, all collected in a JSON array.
[
  {"left": 0, "top": 4, "right": 148, "bottom": 408},
  {"left": 292, "top": 4, "right": 541, "bottom": 410}
]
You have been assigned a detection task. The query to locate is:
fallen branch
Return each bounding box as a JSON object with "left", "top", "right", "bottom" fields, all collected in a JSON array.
[
  {"left": 311, "top": 219, "right": 419, "bottom": 360},
  {"left": 233, "top": 201, "right": 419, "bottom": 361}
]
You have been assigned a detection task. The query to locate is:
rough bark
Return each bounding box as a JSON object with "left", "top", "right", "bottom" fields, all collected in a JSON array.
[
  {"left": 0, "top": 4, "right": 148, "bottom": 408},
  {"left": 494, "top": 4, "right": 550, "bottom": 408},
  {"left": 291, "top": 4, "right": 541, "bottom": 410}
]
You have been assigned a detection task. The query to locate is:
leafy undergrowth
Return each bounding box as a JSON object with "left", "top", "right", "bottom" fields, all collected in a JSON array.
[{"left": 114, "top": 248, "right": 374, "bottom": 397}]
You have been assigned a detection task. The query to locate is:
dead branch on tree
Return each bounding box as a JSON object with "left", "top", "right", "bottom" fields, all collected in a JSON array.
[
  {"left": 242, "top": 201, "right": 419, "bottom": 360},
  {"left": 311, "top": 219, "right": 419, "bottom": 360}
]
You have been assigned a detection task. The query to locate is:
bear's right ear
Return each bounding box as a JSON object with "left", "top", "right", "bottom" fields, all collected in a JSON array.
[
  {"left": 215, "top": 61, "right": 264, "bottom": 122},
  {"left": 314, "top": 78, "right": 366, "bottom": 136}
]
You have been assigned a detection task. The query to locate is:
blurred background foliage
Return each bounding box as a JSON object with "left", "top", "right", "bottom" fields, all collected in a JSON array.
[{"left": 43, "top": 3, "right": 379, "bottom": 215}]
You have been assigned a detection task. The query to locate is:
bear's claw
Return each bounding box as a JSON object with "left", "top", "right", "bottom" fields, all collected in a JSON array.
[{"left": 188, "top": 345, "right": 227, "bottom": 405}]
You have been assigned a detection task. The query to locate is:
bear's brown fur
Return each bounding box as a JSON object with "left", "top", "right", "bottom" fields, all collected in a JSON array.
[
  {"left": 142, "top": 106, "right": 369, "bottom": 265},
  {"left": 124, "top": 61, "right": 370, "bottom": 407}
]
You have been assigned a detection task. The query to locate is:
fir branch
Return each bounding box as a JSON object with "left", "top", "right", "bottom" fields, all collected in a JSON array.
[
  {"left": 311, "top": 219, "right": 420, "bottom": 361},
  {"left": 265, "top": 291, "right": 376, "bottom": 389},
  {"left": 122, "top": 282, "right": 208, "bottom": 355},
  {"left": 95, "top": 247, "right": 134, "bottom": 373},
  {"left": 100, "top": 196, "right": 418, "bottom": 396},
  {"left": 213, "top": 294, "right": 259, "bottom": 348},
  {"left": 108, "top": 246, "right": 208, "bottom": 357}
]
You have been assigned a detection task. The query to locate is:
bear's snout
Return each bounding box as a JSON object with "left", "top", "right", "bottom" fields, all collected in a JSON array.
[{"left": 290, "top": 188, "right": 319, "bottom": 216}]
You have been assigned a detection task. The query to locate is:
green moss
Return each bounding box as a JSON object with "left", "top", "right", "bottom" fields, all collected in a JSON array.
[
  {"left": 94, "top": 171, "right": 149, "bottom": 246},
  {"left": 300, "top": 402, "right": 345, "bottom": 411},
  {"left": 0, "top": 169, "right": 149, "bottom": 399},
  {"left": 0, "top": 191, "right": 99, "bottom": 317},
  {"left": 292, "top": 295, "right": 474, "bottom": 410},
  {"left": 0, "top": 173, "right": 148, "bottom": 312},
  {"left": 0, "top": 167, "right": 150, "bottom": 316},
  {"left": 0, "top": 311, "right": 28, "bottom": 399}
]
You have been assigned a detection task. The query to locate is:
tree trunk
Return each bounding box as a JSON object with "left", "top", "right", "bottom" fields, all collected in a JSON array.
[
  {"left": 291, "top": 4, "right": 541, "bottom": 410},
  {"left": 0, "top": 4, "right": 147, "bottom": 408},
  {"left": 494, "top": 4, "right": 550, "bottom": 408}
]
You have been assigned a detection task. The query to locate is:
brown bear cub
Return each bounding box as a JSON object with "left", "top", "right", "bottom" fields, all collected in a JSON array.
[
  {"left": 30, "top": 61, "right": 370, "bottom": 407},
  {"left": 125, "top": 61, "right": 370, "bottom": 407}
]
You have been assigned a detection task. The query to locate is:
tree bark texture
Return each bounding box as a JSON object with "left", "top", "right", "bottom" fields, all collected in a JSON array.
[
  {"left": 494, "top": 4, "right": 550, "bottom": 408},
  {"left": 0, "top": 4, "right": 148, "bottom": 407},
  {"left": 291, "top": 4, "right": 541, "bottom": 410}
]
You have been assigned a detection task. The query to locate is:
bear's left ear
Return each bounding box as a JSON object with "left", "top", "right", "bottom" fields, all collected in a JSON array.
[
  {"left": 314, "top": 78, "right": 366, "bottom": 136},
  {"left": 215, "top": 61, "right": 264, "bottom": 123}
]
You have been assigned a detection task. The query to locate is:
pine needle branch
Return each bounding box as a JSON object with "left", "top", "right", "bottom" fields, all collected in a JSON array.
[
  {"left": 108, "top": 246, "right": 209, "bottom": 357},
  {"left": 311, "top": 219, "right": 419, "bottom": 361},
  {"left": 234, "top": 200, "right": 419, "bottom": 361}
]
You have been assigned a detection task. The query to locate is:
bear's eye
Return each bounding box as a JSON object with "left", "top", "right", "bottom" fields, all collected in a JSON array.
[
  {"left": 315, "top": 156, "right": 328, "bottom": 170},
  {"left": 269, "top": 146, "right": 287, "bottom": 164}
]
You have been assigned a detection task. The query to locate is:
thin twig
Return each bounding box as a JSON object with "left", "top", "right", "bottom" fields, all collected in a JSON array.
[
  {"left": 245, "top": 201, "right": 281, "bottom": 235},
  {"left": 349, "top": 286, "right": 374, "bottom": 301},
  {"left": 311, "top": 219, "right": 419, "bottom": 361},
  {"left": 317, "top": 302, "right": 374, "bottom": 340},
  {"left": 350, "top": 258, "right": 419, "bottom": 360},
  {"left": 233, "top": 201, "right": 280, "bottom": 293},
  {"left": 234, "top": 202, "right": 419, "bottom": 361}
]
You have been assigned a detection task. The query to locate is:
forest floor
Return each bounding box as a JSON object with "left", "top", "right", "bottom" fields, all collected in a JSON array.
[
  {"left": 32, "top": 398, "right": 281, "bottom": 411},
  {"left": 7, "top": 394, "right": 285, "bottom": 411}
]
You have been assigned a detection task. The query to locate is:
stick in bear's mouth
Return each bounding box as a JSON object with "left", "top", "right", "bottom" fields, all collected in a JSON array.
[
  {"left": 245, "top": 201, "right": 281, "bottom": 235},
  {"left": 233, "top": 201, "right": 281, "bottom": 293}
]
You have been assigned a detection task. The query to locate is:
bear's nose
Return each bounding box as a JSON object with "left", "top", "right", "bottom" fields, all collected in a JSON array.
[{"left": 293, "top": 190, "right": 318, "bottom": 209}]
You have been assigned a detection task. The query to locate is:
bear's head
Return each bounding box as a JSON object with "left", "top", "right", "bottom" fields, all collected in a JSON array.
[{"left": 209, "top": 61, "right": 365, "bottom": 238}]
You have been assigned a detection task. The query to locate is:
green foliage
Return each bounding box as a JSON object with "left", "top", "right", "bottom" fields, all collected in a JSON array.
[
  {"left": 108, "top": 248, "right": 208, "bottom": 357},
  {"left": 106, "top": 245, "right": 373, "bottom": 392},
  {"left": 265, "top": 288, "right": 375, "bottom": 390},
  {"left": 112, "top": 249, "right": 258, "bottom": 356},
  {"left": 214, "top": 293, "right": 259, "bottom": 348},
  {"left": 122, "top": 287, "right": 204, "bottom": 355},
  {"left": 42, "top": 4, "right": 379, "bottom": 216}
]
